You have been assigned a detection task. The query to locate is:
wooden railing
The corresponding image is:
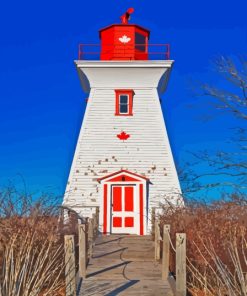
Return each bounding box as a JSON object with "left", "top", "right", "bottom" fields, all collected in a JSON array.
[
  {"left": 63, "top": 207, "right": 99, "bottom": 296},
  {"left": 153, "top": 212, "right": 187, "bottom": 296},
  {"left": 63, "top": 207, "right": 186, "bottom": 295}
]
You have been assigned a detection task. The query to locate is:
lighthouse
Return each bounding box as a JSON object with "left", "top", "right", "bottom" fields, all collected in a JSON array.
[{"left": 63, "top": 9, "right": 182, "bottom": 235}]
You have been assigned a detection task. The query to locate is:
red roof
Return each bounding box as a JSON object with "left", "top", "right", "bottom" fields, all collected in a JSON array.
[
  {"left": 97, "top": 169, "right": 149, "bottom": 182},
  {"left": 99, "top": 24, "right": 150, "bottom": 39}
]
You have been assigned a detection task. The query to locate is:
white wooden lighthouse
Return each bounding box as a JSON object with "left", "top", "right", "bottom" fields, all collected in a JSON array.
[{"left": 63, "top": 9, "right": 182, "bottom": 235}]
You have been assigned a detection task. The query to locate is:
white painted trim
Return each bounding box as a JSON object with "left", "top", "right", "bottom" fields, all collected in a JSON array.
[
  {"left": 119, "top": 94, "right": 130, "bottom": 115},
  {"left": 99, "top": 170, "right": 148, "bottom": 183},
  {"left": 101, "top": 176, "right": 147, "bottom": 235},
  {"left": 74, "top": 63, "right": 173, "bottom": 94},
  {"left": 75, "top": 60, "right": 174, "bottom": 68},
  {"left": 110, "top": 184, "right": 138, "bottom": 234}
]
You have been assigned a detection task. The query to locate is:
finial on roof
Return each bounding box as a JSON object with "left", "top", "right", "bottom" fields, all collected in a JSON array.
[{"left": 120, "top": 8, "right": 135, "bottom": 24}]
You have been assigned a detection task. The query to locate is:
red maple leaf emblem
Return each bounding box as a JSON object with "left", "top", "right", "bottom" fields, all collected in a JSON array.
[{"left": 117, "top": 131, "right": 130, "bottom": 141}]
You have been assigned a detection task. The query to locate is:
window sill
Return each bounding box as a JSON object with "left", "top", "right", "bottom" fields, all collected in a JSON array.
[{"left": 115, "top": 113, "right": 133, "bottom": 116}]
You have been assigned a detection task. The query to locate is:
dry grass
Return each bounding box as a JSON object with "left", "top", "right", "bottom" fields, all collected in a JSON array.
[
  {"left": 0, "top": 187, "right": 65, "bottom": 296},
  {"left": 160, "top": 194, "right": 247, "bottom": 296}
]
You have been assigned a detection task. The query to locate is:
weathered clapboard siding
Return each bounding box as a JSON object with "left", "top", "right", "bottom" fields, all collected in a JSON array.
[{"left": 63, "top": 61, "right": 182, "bottom": 233}]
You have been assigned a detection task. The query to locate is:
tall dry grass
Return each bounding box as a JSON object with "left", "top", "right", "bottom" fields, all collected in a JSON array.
[
  {"left": 0, "top": 187, "right": 65, "bottom": 296},
  {"left": 160, "top": 194, "right": 247, "bottom": 296}
]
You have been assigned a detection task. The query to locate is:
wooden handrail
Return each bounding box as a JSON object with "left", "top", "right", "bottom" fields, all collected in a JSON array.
[
  {"left": 64, "top": 209, "right": 100, "bottom": 296},
  {"left": 60, "top": 205, "right": 86, "bottom": 222},
  {"left": 152, "top": 213, "right": 187, "bottom": 296}
]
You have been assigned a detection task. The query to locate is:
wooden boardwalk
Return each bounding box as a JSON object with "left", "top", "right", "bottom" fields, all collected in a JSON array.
[{"left": 78, "top": 235, "right": 174, "bottom": 296}]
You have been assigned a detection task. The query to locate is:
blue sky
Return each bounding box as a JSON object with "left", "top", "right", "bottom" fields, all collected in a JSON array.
[{"left": 0, "top": 0, "right": 246, "bottom": 199}]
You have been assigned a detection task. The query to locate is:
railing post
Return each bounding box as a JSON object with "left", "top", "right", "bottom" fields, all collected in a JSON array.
[
  {"left": 96, "top": 206, "right": 99, "bottom": 229},
  {"left": 88, "top": 218, "right": 94, "bottom": 258},
  {"left": 154, "top": 217, "right": 161, "bottom": 260},
  {"left": 176, "top": 233, "right": 186, "bottom": 296},
  {"left": 78, "top": 224, "right": 87, "bottom": 278},
  {"left": 64, "top": 235, "right": 76, "bottom": 296},
  {"left": 151, "top": 207, "right": 156, "bottom": 240},
  {"left": 92, "top": 213, "right": 97, "bottom": 240},
  {"left": 162, "top": 224, "right": 171, "bottom": 280}
]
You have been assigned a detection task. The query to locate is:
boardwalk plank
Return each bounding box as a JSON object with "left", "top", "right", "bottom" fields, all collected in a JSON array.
[{"left": 78, "top": 235, "right": 174, "bottom": 295}]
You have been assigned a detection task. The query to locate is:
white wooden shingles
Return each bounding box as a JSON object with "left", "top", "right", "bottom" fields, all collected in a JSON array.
[{"left": 63, "top": 85, "right": 181, "bottom": 220}]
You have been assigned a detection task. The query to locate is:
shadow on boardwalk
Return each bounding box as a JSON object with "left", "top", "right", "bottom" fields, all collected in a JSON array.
[{"left": 78, "top": 235, "right": 174, "bottom": 296}]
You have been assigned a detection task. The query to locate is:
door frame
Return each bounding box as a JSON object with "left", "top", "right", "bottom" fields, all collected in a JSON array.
[
  {"left": 110, "top": 184, "right": 138, "bottom": 234},
  {"left": 98, "top": 170, "right": 148, "bottom": 235}
]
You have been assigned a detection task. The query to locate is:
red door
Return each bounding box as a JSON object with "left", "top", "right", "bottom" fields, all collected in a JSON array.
[{"left": 111, "top": 185, "right": 137, "bottom": 234}]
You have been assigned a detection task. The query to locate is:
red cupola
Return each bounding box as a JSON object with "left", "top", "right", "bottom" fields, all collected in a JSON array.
[
  {"left": 99, "top": 8, "right": 150, "bottom": 60},
  {"left": 78, "top": 8, "right": 170, "bottom": 60}
]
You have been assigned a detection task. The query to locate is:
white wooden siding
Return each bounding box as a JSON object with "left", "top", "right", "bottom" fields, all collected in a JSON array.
[{"left": 63, "top": 62, "right": 182, "bottom": 230}]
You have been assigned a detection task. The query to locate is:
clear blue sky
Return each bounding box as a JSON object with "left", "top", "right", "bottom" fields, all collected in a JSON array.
[{"left": 0, "top": 0, "right": 246, "bottom": 199}]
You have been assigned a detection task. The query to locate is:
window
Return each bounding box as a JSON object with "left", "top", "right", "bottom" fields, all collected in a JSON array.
[
  {"left": 115, "top": 90, "right": 134, "bottom": 116},
  {"left": 135, "top": 32, "right": 146, "bottom": 52},
  {"left": 119, "top": 95, "right": 129, "bottom": 114}
]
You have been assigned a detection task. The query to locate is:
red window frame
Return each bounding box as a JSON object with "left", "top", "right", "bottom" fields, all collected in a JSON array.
[{"left": 115, "top": 89, "right": 134, "bottom": 116}]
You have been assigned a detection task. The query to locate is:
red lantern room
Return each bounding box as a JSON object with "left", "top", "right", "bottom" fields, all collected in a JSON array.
[
  {"left": 99, "top": 8, "right": 149, "bottom": 60},
  {"left": 78, "top": 8, "right": 170, "bottom": 61}
]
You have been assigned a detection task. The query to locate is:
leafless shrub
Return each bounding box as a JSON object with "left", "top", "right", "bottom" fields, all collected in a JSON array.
[
  {"left": 160, "top": 194, "right": 247, "bottom": 296},
  {"left": 0, "top": 186, "right": 65, "bottom": 296},
  {"left": 186, "top": 230, "right": 247, "bottom": 296},
  {"left": 0, "top": 231, "right": 64, "bottom": 296}
]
